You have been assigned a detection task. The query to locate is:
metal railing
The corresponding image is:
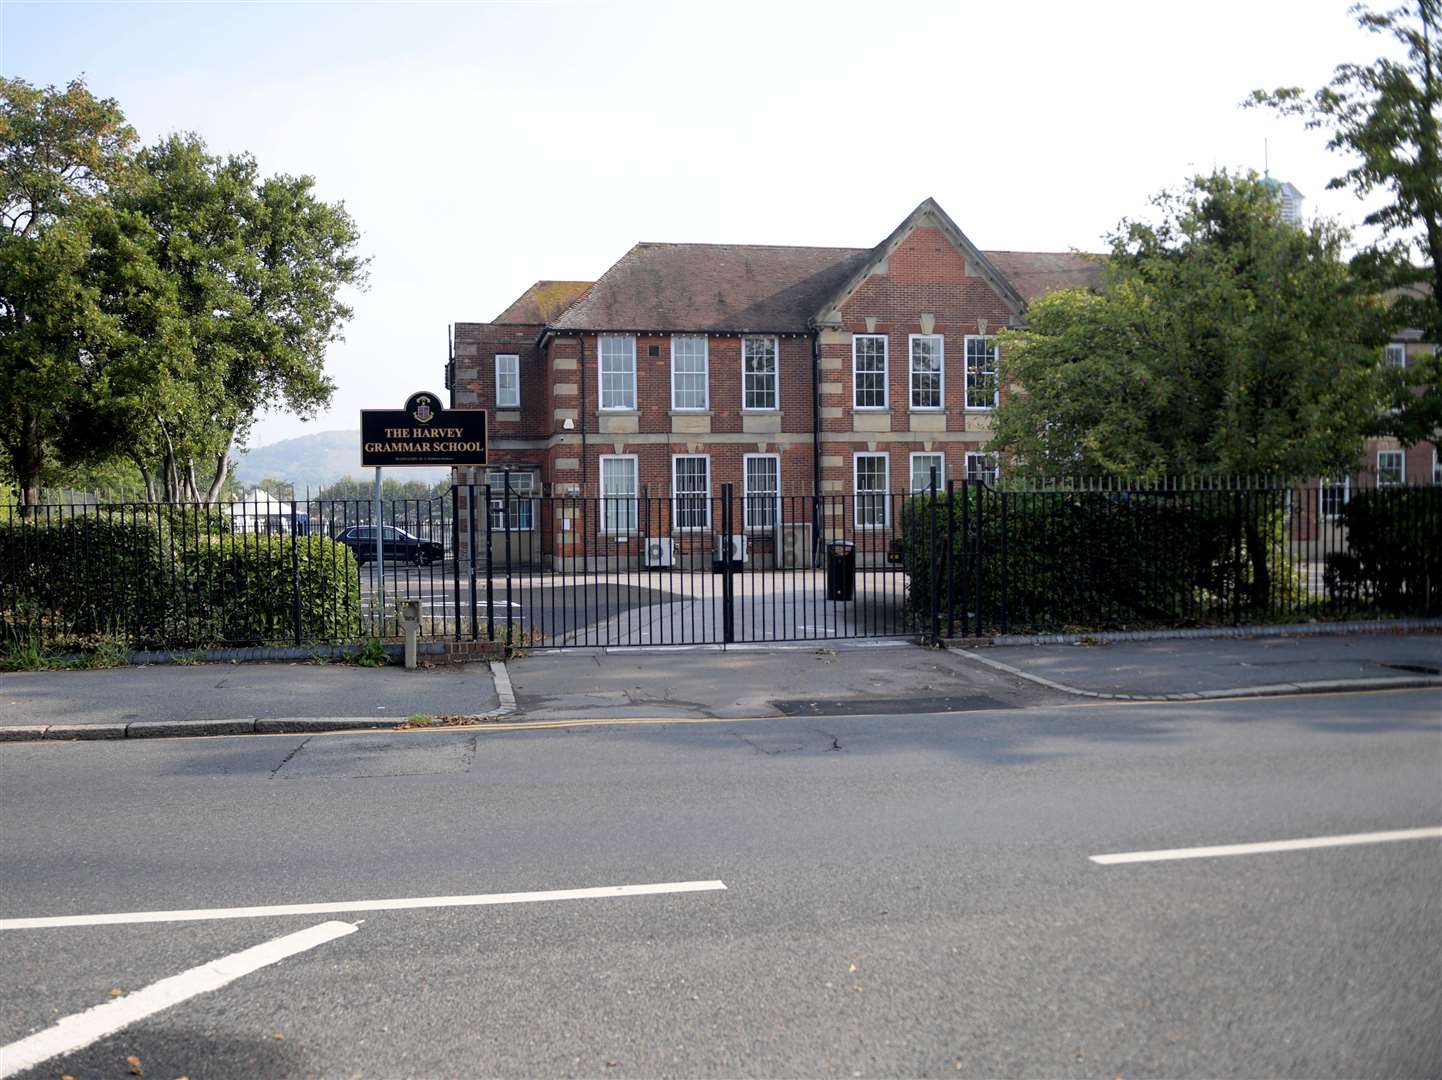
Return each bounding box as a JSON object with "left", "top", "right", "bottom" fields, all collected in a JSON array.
[{"left": 3, "top": 479, "right": 1438, "bottom": 653}]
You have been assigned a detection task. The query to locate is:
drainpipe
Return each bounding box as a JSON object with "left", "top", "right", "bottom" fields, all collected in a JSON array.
[
  {"left": 577, "top": 334, "right": 588, "bottom": 493},
  {"left": 811, "top": 329, "right": 823, "bottom": 566}
]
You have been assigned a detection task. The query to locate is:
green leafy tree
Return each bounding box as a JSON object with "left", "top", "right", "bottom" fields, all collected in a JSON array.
[
  {"left": 992, "top": 173, "right": 1387, "bottom": 606},
  {"left": 0, "top": 77, "right": 182, "bottom": 510},
  {"left": 1249, "top": 0, "right": 1441, "bottom": 443},
  {"left": 115, "top": 134, "right": 368, "bottom": 502},
  {"left": 314, "top": 476, "right": 449, "bottom": 502},
  {"left": 255, "top": 477, "right": 296, "bottom": 501}
]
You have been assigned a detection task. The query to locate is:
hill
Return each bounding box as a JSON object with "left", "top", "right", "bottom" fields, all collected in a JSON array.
[{"left": 233, "top": 430, "right": 451, "bottom": 489}]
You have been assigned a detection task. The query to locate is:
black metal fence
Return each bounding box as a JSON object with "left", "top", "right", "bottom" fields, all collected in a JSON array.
[
  {"left": 0, "top": 494, "right": 454, "bottom": 650},
  {"left": 2, "top": 479, "right": 1438, "bottom": 653},
  {"left": 903, "top": 477, "right": 1441, "bottom": 638}
]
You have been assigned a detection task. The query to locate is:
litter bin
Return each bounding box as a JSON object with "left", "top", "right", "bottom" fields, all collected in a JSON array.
[{"left": 826, "top": 539, "right": 856, "bottom": 601}]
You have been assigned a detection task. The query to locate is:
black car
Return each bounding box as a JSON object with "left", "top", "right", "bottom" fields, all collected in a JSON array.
[{"left": 335, "top": 526, "right": 445, "bottom": 566}]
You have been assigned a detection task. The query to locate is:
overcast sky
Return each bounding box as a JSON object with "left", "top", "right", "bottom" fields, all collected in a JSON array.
[{"left": 3, "top": 0, "right": 1394, "bottom": 448}]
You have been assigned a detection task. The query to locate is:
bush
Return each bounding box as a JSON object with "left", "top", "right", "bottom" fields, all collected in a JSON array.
[
  {"left": 180, "top": 534, "right": 361, "bottom": 645},
  {"left": 0, "top": 515, "right": 176, "bottom": 646},
  {"left": 2, "top": 514, "right": 361, "bottom": 649},
  {"left": 902, "top": 486, "right": 1294, "bottom": 634},
  {"left": 1325, "top": 488, "right": 1442, "bottom": 614},
  {"left": 153, "top": 504, "right": 233, "bottom": 540}
]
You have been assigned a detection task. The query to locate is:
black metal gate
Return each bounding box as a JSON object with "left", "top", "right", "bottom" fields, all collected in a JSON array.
[{"left": 444, "top": 480, "right": 922, "bottom": 648}]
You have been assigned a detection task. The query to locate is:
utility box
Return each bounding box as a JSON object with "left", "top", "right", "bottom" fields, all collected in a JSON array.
[{"left": 826, "top": 540, "right": 856, "bottom": 601}]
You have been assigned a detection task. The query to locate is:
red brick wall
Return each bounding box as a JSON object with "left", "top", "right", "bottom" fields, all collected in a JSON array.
[
  {"left": 452, "top": 225, "right": 1023, "bottom": 505},
  {"left": 451, "top": 321, "right": 547, "bottom": 439},
  {"left": 834, "top": 225, "right": 1015, "bottom": 429}
]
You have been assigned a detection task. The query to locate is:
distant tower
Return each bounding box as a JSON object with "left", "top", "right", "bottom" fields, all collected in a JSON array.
[{"left": 1261, "top": 141, "right": 1305, "bottom": 225}]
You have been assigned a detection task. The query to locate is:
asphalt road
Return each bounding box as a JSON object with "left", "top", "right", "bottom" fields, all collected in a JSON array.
[{"left": 1, "top": 689, "right": 1439, "bottom": 1078}]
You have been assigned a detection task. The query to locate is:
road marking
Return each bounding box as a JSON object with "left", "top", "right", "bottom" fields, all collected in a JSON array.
[
  {"left": 0, "top": 920, "right": 356, "bottom": 1078},
  {"left": 1091, "top": 826, "right": 1442, "bottom": 865},
  {"left": 0, "top": 880, "right": 727, "bottom": 931}
]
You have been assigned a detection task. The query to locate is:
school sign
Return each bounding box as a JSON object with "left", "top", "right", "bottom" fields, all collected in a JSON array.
[{"left": 360, "top": 391, "right": 487, "bottom": 468}]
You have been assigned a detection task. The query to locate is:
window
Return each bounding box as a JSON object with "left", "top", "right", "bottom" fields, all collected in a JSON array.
[
  {"left": 486, "top": 470, "right": 535, "bottom": 531},
  {"left": 671, "top": 335, "right": 709, "bottom": 410},
  {"left": 910, "top": 452, "right": 944, "bottom": 493},
  {"left": 965, "top": 452, "right": 999, "bottom": 482},
  {"left": 495, "top": 354, "right": 520, "bottom": 408},
  {"left": 853, "top": 335, "right": 888, "bottom": 409},
  {"left": 743, "top": 336, "right": 778, "bottom": 410},
  {"left": 672, "top": 455, "right": 710, "bottom": 530},
  {"left": 599, "top": 334, "right": 636, "bottom": 410},
  {"left": 1377, "top": 450, "right": 1404, "bottom": 487},
  {"left": 743, "top": 454, "right": 780, "bottom": 531},
  {"left": 1384, "top": 343, "right": 1407, "bottom": 368},
  {"left": 854, "top": 453, "right": 889, "bottom": 528},
  {"left": 909, "top": 335, "right": 943, "bottom": 410},
  {"left": 965, "top": 335, "right": 999, "bottom": 409},
  {"left": 1320, "top": 475, "right": 1349, "bottom": 518},
  {"left": 600, "top": 455, "right": 638, "bottom": 532}
]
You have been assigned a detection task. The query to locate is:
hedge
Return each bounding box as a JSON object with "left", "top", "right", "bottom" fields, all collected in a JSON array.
[
  {"left": 901, "top": 486, "right": 1299, "bottom": 634},
  {"left": 2, "top": 516, "right": 361, "bottom": 649},
  {"left": 0, "top": 516, "right": 176, "bottom": 645},
  {"left": 1324, "top": 487, "right": 1442, "bottom": 614},
  {"left": 179, "top": 534, "right": 362, "bottom": 645}
]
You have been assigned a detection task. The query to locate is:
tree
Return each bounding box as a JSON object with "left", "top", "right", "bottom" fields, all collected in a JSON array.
[
  {"left": 992, "top": 173, "right": 1388, "bottom": 606},
  {"left": 114, "top": 134, "right": 368, "bottom": 502},
  {"left": 314, "top": 476, "right": 449, "bottom": 502},
  {"left": 0, "top": 77, "right": 182, "bottom": 510},
  {"left": 1249, "top": 0, "right": 1442, "bottom": 443}
]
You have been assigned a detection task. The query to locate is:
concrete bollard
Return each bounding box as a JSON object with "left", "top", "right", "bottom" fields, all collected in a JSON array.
[{"left": 397, "top": 598, "right": 422, "bottom": 670}]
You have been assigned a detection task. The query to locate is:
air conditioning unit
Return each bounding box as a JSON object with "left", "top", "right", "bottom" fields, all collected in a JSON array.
[
  {"left": 643, "top": 537, "right": 675, "bottom": 568},
  {"left": 712, "top": 533, "right": 748, "bottom": 569}
]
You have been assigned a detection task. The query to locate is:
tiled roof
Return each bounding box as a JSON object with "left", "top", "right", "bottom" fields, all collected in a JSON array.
[
  {"left": 550, "top": 243, "right": 874, "bottom": 333},
  {"left": 495, "top": 280, "right": 593, "bottom": 324},
  {"left": 982, "top": 251, "right": 1105, "bottom": 301},
  {"left": 547, "top": 242, "right": 1103, "bottom": 333}
]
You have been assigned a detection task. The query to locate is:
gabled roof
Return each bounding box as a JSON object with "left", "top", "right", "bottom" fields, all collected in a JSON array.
[
  {"left": 551, "top": 243, "right": 873, "bottom": 333},
  {"left": 495, "top": 280, "right": 592, "bottom": 324},
  {"left": 811, "top": 197, "right": 1027, "bottom": 327},
  {"left": 542, "top": 200, "right": 1105, "bottom": 334}
]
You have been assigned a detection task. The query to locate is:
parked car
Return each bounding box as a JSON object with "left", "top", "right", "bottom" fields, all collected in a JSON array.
[{"left": 335, "top": 525, "right": 444, "bottom": 566}]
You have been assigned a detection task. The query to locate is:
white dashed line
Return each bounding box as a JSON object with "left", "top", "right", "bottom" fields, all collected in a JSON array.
[
  {"left": 0, "top": 879, "right": 728, "bottom": 930},
  {"left": 1090, "top": 826, "right": 1442, "bottom": 865}
]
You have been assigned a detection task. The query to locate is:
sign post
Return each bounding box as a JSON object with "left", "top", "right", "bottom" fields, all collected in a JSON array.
[
  {"left": 374, "top": 466, "right": 384, "bottom": 636},
  {"left": 360, "top": 391, "right": 488, "bottom": 643}
]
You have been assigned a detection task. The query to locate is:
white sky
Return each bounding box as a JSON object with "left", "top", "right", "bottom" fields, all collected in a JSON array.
[{"left": 2, "top": 0, "right": 1395, "bottom": 447}]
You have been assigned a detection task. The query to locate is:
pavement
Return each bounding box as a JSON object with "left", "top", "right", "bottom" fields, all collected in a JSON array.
[
  {"left": 970, "top": 631, "right": 1442, "bottom": 699},
  {"left": 0, "top": 662, "right": 501, "bottom": 739},
  {"left": 1, "top": 689, "right": 1438, "bottom": 1077},
  {"left": 507, "top": 641, "right": 1062, "bottom": 721},
  {"left": 2, "top": 630, "right": 1439, "bottom": 741}
]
